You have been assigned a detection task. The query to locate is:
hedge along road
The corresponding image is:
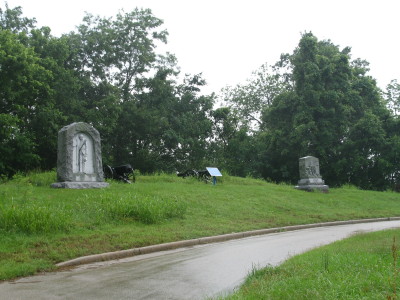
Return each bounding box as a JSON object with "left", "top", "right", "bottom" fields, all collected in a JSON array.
[{"left": 1, "top": 218, "right": 400, "bottom": 300}]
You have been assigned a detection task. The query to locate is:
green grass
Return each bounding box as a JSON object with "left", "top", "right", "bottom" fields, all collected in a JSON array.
[
  {"left": 222, "top": 229, "right": 400, "bottom": 300},
  {"left": 1, "top": 171, "right": 400, "bottom": 280}
]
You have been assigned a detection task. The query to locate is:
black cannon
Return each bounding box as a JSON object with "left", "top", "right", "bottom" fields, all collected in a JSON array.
[
  {"left": 177, "top": 169, "right": 211, "bottom": 183},
  {"left": 104, "top": 164, "right": 135, "bottom": 183},
  {"left": 177, "top": 169, "right": 198, "bottom": 178}
]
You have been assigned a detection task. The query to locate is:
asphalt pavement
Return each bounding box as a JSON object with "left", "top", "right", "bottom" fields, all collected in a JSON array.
[{"left": 1, "top": 220, "right": 400, "bottom": 300}]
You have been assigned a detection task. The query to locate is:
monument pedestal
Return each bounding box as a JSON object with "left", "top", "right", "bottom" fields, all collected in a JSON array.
[
  {"left": 51, "top": 182, "right": 109, "bottom": 189},
  {"left": 295, "top": 178, "right": 329, "bottom": 192}
]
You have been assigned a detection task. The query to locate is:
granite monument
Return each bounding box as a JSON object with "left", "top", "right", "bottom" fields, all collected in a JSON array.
[
  {"left": 295, "top": 156, "right": 328, "bottom": 192},
  {"left": 51, "top": 122, "right": 109, "bottom": 189}
]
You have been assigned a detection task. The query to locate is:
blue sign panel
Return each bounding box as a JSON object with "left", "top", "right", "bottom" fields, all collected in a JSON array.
[{"left": 206, "top": 167, "right": 222, "bottom": 177}]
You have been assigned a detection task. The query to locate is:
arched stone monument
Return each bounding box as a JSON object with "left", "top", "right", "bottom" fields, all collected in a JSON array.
[
  {"left": 51, "top": 122, "right": 109, "bottom": 189},
  {"left": 295, "top": 156, "right": 328, "bottom": 192}
]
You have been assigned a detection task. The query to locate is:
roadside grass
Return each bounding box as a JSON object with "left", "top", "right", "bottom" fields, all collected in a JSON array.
[
  {"left": 1, "top": 171, "right": 400, "bottom": 280},
  {"left": 222, "top": 229, "right": 400, "bottom": 300}
]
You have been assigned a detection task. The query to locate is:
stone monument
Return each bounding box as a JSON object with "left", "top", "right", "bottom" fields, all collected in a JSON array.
[
  {"left": 51, "top": 122, "right": 109, "bottom": 189},
  {"left": 295, "top": 156, "right": 328, "bottom": 192}
]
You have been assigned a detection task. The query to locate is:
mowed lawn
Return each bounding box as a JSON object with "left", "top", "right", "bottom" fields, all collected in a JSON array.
[{"left": 1, "top": 171, "right": 400, "bottom": 280}]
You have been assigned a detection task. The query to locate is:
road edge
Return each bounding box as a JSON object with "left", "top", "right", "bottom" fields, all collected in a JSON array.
[{"left": 56, "top": 217, "right": 400, "bottom": 268}]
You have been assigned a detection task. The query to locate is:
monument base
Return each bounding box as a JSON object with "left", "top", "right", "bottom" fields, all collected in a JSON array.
[
  {"left": 295, "top": 184, "right": 329, "bottom": 192},
  {"left": 51, "top": 182, "right": 109, "bottom": 189}
]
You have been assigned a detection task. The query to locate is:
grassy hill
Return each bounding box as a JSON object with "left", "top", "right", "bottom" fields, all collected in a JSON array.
[{"left": 1, "top": 171, "right": 400, "bottom": 280}]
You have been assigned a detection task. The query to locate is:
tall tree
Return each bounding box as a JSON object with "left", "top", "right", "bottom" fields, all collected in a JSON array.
[
  {"left": 73, "top": 8, "right": 168, "bottom": 101},
  {"left": 220, "top": 63, "right": 291, "bottom": 129},
  {"left": 385, "top": 79, "right": 400, "bottom": 116},
  {"left": 112, "top": 71, "right": 214, "bottom": 173},
  {"left": 0, "top": 3, "right": 35, "bottom": 34},
  {"left": 210, "top": 107, "right": 262, "bottom": 177},
  {"left": 0, "top": 4, "right": 217, "bottom": 176},
  {"left": 0, "top": 29, "right": 54, "bottom": 176},
  {"left": 261, "top": 33, "right": 391, "bottom": 189}
]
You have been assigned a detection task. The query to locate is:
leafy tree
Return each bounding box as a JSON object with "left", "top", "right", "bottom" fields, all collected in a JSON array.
[
  {"left": 169, "top": 74, "right": 214, "bottom": 169},
  {"left": 212, "top": 107, "right": 240, "bottom": 149},
  {"left": 0, "top": 114, "right": 39, "bottom": 177},
  {"left": 385, "top": 79, "right": 400, "bottom": 116},
  {"left": 210, "top": 107, "right": 240, "bottom": 170},
  {"left": 1, "top": 4, "right": 218, "bottom": 176},
  {"left": 214, "top": 63, "right": 291, "bottom": 178},
  {"left": 210, "top": 107, "right": 263, "bottom": 177},
  {"left": 112, "top": 71, "right": 214, "bottom": 173},
  {"left": 0, "top": 28, "right": 53, "bottom": 175},
  {"left": 73, "top": 8, "right": 168, "bottom": 101},
  {"left": 57, "top": 8, "right": 176, "bottom": 168},
  {"left": 383, "top": 119, "right": 400, "bottom": 189},
  {"left": 261, "top": 33, "right": 391, "bottom": 189},
  {"left": 0, "top": 3, "right": 35, "bottom": 34},
  {"left": 220, "top": 63, "right": 291, "bottom": 129}
]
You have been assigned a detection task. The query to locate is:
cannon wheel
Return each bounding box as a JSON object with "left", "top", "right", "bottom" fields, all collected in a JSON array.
[
  {"left": 123, "top": 170, "right": 135, "bottom": 183},
  {"left": 202, "top": 174, "right": 212, "bottom": 184},
  {"left": 103, "top": 165, "right": 114, "bottom": 180},
  {"left": 197, "top": 171, "right": 211, "bottom": 184}
]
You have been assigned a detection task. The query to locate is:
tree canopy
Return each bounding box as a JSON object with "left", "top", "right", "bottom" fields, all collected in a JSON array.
[
  {"left": 260, "top": 33, "right": 396, "bottom": 189},
  {"left": 1, "top": 4, "right": 399, "bottom": 191}
]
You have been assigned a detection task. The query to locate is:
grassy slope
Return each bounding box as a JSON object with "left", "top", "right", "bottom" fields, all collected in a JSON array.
[
  {"left": 1, "top": 172, "right": 400, "bottom": 280},
  {"left": 223, "top": 229, "right": 400, "bottom": 300}
]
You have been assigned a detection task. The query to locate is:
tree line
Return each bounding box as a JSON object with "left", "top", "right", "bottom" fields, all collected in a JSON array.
[{"left": 1, "top": 4, "right": 399, "bottom": 190}]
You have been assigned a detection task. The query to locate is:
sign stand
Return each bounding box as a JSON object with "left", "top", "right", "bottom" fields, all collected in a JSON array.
[{"left": 206, "top": 167, "right": 222, "bottom": 186}]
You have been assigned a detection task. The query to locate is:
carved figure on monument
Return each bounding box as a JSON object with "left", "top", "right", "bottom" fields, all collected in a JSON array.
[
  {"left": 295, "top": 156, "right": 328, "bottom": 192},
  {"left": 305, "top": 165, "right": 320, "bottom": 177},
  {"left": 77, "top": 134, "right": 87, "bottom": 172},
  {"left": 51, "top": 122, "right": 109, "bottom": 189}
]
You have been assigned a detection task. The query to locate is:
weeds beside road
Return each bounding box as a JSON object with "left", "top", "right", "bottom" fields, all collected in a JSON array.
[
  {"left": 223, "top": 229, "right": 400, "bottom": 300},
  {"left": 1, "top": 171, "right": 400, "bottom": 280}
]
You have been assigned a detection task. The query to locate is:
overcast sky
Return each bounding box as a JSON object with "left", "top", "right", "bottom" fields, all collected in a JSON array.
[{"left": 3, "top": 0, "right": 400, "bottom": 94}]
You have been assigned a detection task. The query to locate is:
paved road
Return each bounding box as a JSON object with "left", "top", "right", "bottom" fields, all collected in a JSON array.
[{"left": 2, "top": 220, "right": 400, "bottom": 300}]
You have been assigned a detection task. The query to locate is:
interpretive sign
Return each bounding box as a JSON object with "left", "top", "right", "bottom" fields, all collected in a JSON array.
[
  {"left": 206, "top": 167, "right": 222, "bottom": 177},
  {"left": 206, "top": 167, "right": 222, "bottom": 185}
]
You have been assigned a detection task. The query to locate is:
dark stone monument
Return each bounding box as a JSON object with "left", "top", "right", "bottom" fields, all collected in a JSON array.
[
  {"left": 51, "top": 122, "right": 109, "bottom": 189},
  {"left": 295, "top": 156, "right": 328, "bottom": 192}
]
